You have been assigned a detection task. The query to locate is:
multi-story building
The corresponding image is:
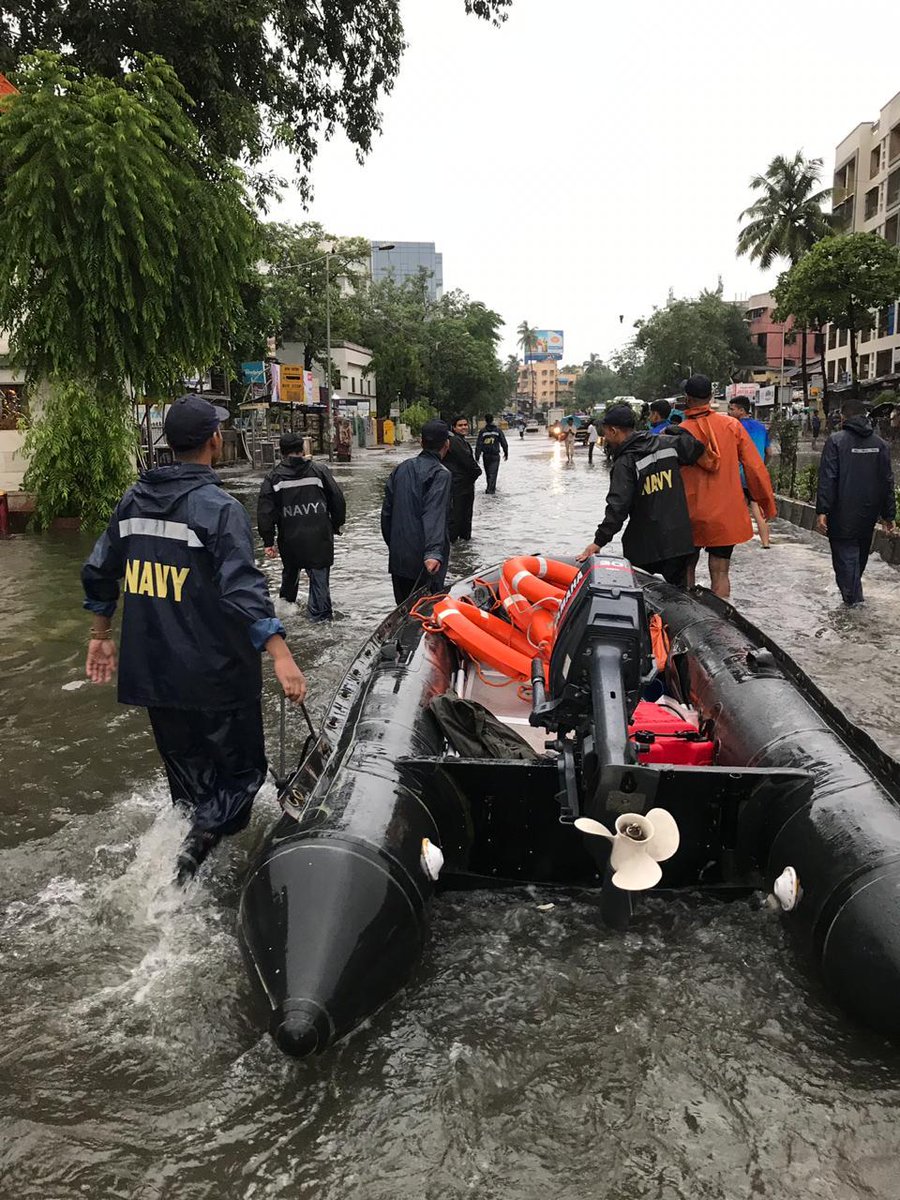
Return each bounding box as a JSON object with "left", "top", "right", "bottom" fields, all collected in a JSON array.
[
  {"left": 370, "top": 241, "right": 443, "bottom": 300},
  {"left": 827, "top": 90, "right": 900, "bottom": 386},
  {"left": 517, "top": 360, "right": 559, "bottom": 408}
]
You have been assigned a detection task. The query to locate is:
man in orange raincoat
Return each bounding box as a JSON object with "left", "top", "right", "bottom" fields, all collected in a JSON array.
[{"left": 678, "top": 375, "right": 776, "bottom": 600}]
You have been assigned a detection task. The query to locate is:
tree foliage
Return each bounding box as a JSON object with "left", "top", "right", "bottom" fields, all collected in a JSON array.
[
  {"left": 773, "top": 233, "right": 900, "bottom": 391},
  {"left": 615, "top": 288, "right": 764, "bottom": 398},
  {"left": 21, "top": 382, "right": 137, "bottom": 529},
  {"left": 575, "top": 358, "right": 622, "bottom": 409},
  {"left": 246, "top": 223, "right": 371, "bottom": 371},
  {"left": 346, "top": 272, "right": 506, "bottom": 418},
  {"left": 0, "top": 53, "right": 257, "bottom": 396},
  {"left": 0, "top": 0, "right": 512, "bottom": 196}
]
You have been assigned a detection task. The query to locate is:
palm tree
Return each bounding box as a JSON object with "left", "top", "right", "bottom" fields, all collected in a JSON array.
[
  {"left": 737, "top": 152, "right": 832, "bottom": 403},
  {"left": 517, "top": 321, "right": 538, "bottom": 414}
]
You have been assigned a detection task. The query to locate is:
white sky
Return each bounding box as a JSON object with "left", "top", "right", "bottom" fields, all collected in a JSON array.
[{"left": 269, "top": 0, "right": 900, "bottom": 366}]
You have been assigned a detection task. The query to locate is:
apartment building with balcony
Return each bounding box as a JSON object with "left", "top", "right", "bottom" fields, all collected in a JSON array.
[{"left": 827, "top": 91, "right": 900, "bottom": 387}]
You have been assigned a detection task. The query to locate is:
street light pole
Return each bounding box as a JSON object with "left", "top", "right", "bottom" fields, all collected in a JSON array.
[{"left": 325, "top": 249, "right": 333, "bottom": 462}]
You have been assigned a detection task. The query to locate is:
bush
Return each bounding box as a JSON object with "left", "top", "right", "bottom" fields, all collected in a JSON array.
[
  {"left": 794, "top": 463, "right": 819, "bottom": 503},
  {"left": 22, "top": 380, "right": 137, "bottom": 530},
  {"left": 402, "top": 401, "right": 437, "bottom": 439}
]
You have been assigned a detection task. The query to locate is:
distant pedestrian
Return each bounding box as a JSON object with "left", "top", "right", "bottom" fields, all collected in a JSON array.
[
  {"left": 815, "top": 399, "right": 895, "bottom": 606},
  {"left": 82, "top": 395, "right": 307, "bottom": 885},
  {"left": 475, "top": 413, "right": 509, "bottom": 493},
  {"left": 563, "top": 418, "right": 576, "bottom": 464},
  {"left": 587, "top": 420, "right": 599, "bottom": 465},
  {"left": 257, "top": 433, "right": 346, "bottom": 621},
  {"left": 444, "top": 415, "right": 482, "bottom": 541},
  {"left": 381, "top": 418, "right": 452, "bottom": 603},
  {"left": 727, "top": 396, "right": 772, "bottom": 549},
  {"left": 679, "top": 375, "right": 777, "bottom": 600},
  {"left": 648, "top": 400, "right": 672, "bottom": 435},
  {"left": 811, "top": 411, "right": 822, "bottom": 445},
  {"left": 576, "top": 404, "right": 713, "bottom": 586}
]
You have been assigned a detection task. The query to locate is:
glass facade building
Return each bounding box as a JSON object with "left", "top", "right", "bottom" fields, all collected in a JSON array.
[{"left": 370, "top": 241, "right": 443, "bottom": 300}]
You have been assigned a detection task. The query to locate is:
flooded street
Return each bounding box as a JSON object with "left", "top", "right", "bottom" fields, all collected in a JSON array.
[{"left": 3, "top": 435, "right": 900, "bottom": 1200}]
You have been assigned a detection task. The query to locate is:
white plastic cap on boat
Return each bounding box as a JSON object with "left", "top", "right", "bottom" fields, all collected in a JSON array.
[{"left": 420, "top": 837, "right": 444, "bottom": 881}]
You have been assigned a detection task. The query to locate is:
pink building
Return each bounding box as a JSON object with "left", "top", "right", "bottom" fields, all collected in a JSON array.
[{"left": 740, "top": 292, "right": 818, "bottom": 371}]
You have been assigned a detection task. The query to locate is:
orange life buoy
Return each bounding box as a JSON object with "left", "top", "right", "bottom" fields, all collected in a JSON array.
[
  {"left": 500, "top": 557, "right": 578, "bottom": 653},
  {"left": 430, "top": 597, "right": 535, "bottom": 681}
]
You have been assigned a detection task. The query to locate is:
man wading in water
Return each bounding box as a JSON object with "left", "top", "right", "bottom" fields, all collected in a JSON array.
[{"left": 82, "top": 395, "right": 307, "bottom": 884}]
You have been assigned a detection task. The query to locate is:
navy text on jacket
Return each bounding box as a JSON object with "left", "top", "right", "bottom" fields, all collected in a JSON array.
[{"left": 82, "top": 464, "right": 284, "bottom": 710}]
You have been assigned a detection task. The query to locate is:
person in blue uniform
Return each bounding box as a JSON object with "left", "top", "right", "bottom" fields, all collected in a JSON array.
[
  {"left": 728, "top": 395, "right": 772, "bottom": 548},
  {"left": 381, "top": 418, "right": 452, "bottom": 603},
  {"left": 474, "top": 414, "right": 509, "bottom": 494},
  {"left": 648, "top": 400, "right": 672, "bottom": 434},
  {"left": 257, "top": 433, "right": 346, "bottom": 620},
  {"left": 82, "top": 395, "right": 307, "bottom": 884},
  {"left": 815, "top": 399, "right": 895, "bottom": 605}
]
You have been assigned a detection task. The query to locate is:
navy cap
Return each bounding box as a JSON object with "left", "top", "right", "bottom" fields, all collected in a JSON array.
[
  {"left": 601, "top": 403, "right": 636, "bottom": 428},
  {"left": 421, "top": 418, "right": 451, "bottom": 450},
  {"left": 279, "top": 431, "right": 305, "bottom": 454},
  {"left": 164, "top": 395, "right": 230, "bottom": 450},
  {"left": 684, "top": 374, "right": 712, "bottom": 400}
]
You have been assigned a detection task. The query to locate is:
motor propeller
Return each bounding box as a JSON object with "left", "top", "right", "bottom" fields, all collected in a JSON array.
[{"left": 574, "top": 809, "right": 680, "bottom": 890}]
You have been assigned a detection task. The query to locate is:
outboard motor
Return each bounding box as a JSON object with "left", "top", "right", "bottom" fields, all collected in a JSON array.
[{"left": 530, "top": 555, "right": 665, "bottom": 923}]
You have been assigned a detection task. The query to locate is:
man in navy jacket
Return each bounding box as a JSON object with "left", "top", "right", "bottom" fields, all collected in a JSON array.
[
  {"left": 257, "top": 432, "right": 346, "bottom": 621},
  {"left": 475, "top": 414, "right": 509, "bottom": 494},
  {"left": 381, "top": 418, "right": 452, "bottom": 603},
  {"left": 82, "top": 395, "right": 307, "bottom": 883},
  {"left": 816, "top": 399, "right": 895, "bottom": 605}
]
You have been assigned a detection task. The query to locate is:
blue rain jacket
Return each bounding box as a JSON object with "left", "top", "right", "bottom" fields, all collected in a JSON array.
[
  {"left": 380, "top": 450, "right": 451, "bottom": 580},
  {"left": 82, "top": 465, "right": 284, "bottom": 710}
]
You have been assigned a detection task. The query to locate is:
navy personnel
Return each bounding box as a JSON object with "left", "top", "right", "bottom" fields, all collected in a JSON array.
[
  {"left": 82, "top": 395, "right": 307, "bottom": 884},
  {"left": 816, "top": 398, "right": 895, "bottom": 606},
  {"left": 444, "top": 415, "right": 482, "bottom": 541},
  {"left": 474, "top": 413, "right": 509, "bottom": 494},
  {"left": 381, "top": 418, "right": 452, "bottom": 603},
  {"left": 257, "top": 432, "right": 346, "bottom": 621},
  {"left": 577, "top": 403, "right": 714, "bottom": 586}
]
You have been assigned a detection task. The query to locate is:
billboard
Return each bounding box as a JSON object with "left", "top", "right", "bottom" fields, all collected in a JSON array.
[{"left": 525, "top": 330, "right": 564, "bottom": 362}]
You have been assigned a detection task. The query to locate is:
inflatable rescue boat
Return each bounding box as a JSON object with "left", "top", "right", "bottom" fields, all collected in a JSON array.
[{"left": 239, "top": 555, "right": 900, "bottom": 1056}]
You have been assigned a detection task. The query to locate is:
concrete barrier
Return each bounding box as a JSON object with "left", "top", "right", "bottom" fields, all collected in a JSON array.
[{"left": 776, "top": 494, "right": 900, "bottom": 568}]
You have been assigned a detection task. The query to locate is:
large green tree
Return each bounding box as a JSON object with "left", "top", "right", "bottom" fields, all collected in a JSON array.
[
  {"left": 773, "top": 232, "right": 900, "bottom": 397},
  {"left": 0, "top": 53, "right": 258, "bottom": 526},
  {"left": 347, "top": 272, "right": 506, "bottom": 417},
  {"left": 0, "top": 0, "right": 512, "bottom": 198},
  {"left": 0, "top": 53, "right": 256, "bottom": 396},
  {"left": 737, "top": 151, "right": 831, "bottom": 401},
  {"left": 574, "top": 357, "right": 622, "bottom": 410},
  {"left": 620, "top": 288, "right": 764, "bottom": 398},
  {"left": 252, "top": 223, "right": 371, "bottom": 372}
]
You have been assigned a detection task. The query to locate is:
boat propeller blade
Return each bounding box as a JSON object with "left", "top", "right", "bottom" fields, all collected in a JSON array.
[
  {"left": 575, "top": 809, "right": 680, "bottom": 891},
  {"left": 574, "top": 817, "right": 614, "bottom": 839}
]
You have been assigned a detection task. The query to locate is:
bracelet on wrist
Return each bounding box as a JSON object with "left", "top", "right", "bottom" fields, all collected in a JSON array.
[{"left": 89, "top": 631, "right": 113, "bottom": 641}]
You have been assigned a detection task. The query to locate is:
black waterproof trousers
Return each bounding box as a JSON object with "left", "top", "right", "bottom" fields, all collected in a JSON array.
[
  {"left": 391, "top": 561, "right": 448, "bottom": 605},
  {"left": 483, "top": 456, "right": 501, "bottom": 494},
  {"left": 280, "top": 561, "right": 332, "bottom": 620},
  {"left": 147, "top": 703, "right": 267, "bottom": 836},
  {"left": 449, "top": 488, "right": 475, "bottom": 541},
  {"left": 829, "top": 534, "right": 872, "bottom": 605}
]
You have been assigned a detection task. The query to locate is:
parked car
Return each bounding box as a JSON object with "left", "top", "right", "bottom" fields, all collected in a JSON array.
[{"left": 524, "top": 420, "right": 540, "bottom": 434}]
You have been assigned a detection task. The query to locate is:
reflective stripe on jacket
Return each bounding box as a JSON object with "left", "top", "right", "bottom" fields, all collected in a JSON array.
[{"left": 82, "top": 464, "right": 283, "bottom": 710}]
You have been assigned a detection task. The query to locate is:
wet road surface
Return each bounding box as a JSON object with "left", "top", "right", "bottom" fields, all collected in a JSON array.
[{"left": 2, "top": 435, "right": 900, "bottom": 1199}]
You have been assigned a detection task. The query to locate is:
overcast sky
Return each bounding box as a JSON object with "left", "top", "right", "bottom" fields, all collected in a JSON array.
[{"left": 270, "top": 0, "right": 900, "bottom": 366}]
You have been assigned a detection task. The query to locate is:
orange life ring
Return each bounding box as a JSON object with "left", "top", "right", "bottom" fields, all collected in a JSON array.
[
  {"left": 500, "top": 557, "right": 578, "bottom": 653},
  {"left": 430, "top": 597, "right": 535, "bottom": 681}
]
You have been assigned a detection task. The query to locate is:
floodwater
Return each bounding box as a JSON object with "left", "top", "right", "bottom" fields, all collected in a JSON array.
[{"left": 2, "top": 436, "right": 900, "bottom": 1200}]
